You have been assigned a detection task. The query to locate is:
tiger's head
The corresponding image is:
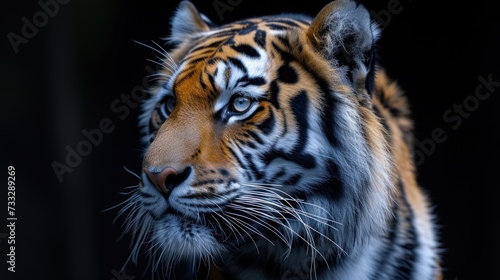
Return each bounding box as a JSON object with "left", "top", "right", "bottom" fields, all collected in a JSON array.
[{"left": 120, "top": 0, "right": 393, "bottom": 277}]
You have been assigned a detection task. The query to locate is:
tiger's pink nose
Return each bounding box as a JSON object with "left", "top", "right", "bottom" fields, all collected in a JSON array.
[{"left": 143, "top": 167, "right": 178, "bottom": 194}]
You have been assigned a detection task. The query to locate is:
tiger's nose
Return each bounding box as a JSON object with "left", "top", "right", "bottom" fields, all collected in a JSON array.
[
  {"left": 143, "top": 166, "right": 193, "bottom": 195},
  {"left": 143, "top": 167, "right": 178, "bottom": 194}
]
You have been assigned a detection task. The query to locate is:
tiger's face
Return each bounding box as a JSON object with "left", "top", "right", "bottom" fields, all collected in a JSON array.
[
  {"left": 141, "top": 16, "right": 333, "bottom": 263},
  {"left": 122, "top": 0, "right": 391, "bottom": 276}
]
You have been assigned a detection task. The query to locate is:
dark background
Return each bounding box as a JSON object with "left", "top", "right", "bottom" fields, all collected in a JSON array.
[{"left": 1, "top": 0, "right": 498, "bottom": 279}]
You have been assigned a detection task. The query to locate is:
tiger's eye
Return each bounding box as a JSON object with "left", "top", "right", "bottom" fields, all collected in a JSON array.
[
  {"left": 232, "top": 96, "right": 251, "bottom": 113},
  {"left": 166, "top": 97, "right": 176, "bottom": 113},
  {"left": 161, "top": 96, "right": 176, "bottom": 117}
]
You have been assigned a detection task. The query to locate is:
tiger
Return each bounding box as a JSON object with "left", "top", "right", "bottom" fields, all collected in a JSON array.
[{"left": 117, "top": 0, "right": 442, "bottom": 279}]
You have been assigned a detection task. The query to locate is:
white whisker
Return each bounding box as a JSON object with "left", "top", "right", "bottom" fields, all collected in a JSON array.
[
  {"left": 229, "top": 203, "right": 291, "bottom": 247},
  {"left": 234, "top": 181, "right": 346, "bottom": 269},
  {"left": 134, "top": 40, "right": 166, "bottom": 60},
  {"left": 225, "top": 211, "right": 276, "bottom": 248},
  {"left": 151, "top": 40, "right": 177, "bottom": 67},
  {"left": 147, "top": 58, "right": 169, "bottom": 69}
]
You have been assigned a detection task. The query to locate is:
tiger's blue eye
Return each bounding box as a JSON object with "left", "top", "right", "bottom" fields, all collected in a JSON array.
[
  {"left": 166, "top": 97, "right": 176, "bottom": 112},
  {"left": 160, "top": 96, "right": 176, "bottom": 117},
  {"left": 231, "top": 96, "right": 251, "bottom": 113}
]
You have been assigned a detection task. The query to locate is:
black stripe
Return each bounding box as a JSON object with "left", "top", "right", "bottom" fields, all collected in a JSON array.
[
  {"left": 277, "top": 64, "right": 298, "bottom": 84},
  {"left": 269, "top": 168, "right": 286, "bottom": 182},
  {"left": 231, "top": 44, "right": 260, "bottom": 58},
  {"left": 237, "top": 25, "right": 258, "bottom": 35},
  {"left": 323, "top": 160, "right": 344, "bottom": 200},
  {"left": 282, "top": 47, "right": 339, "bottom": 147},
  {"left": 206, "top": 72, "right": 218, "bottom": 93},
  {"left": 226, "top": 145, "right": 248, "bottom": 172},
  {"left": 199, "top": 72, "right": 207, "bottom": 90},
  {"left": 320, "top": 84, "right": 340, "bottom": 146},
  {"left": 246, "top": 130, "right": 264, "bottom": 145},
  {"left": 187, "top": 48, "right": 215, "bottom": 59},
  {"left": 227, "top": 57, "right": 248, "bottom": 73},
  {"left": 254, "top": 30, "right": 266, "bottom": 48},
  {"left": 201, "top": 29, "right": 238, "bottom": 41},
  {"left": 269, "top": 80, "right": 280, "bottom": 109},
  {"left": 235, "top": 137, "right": 248, "bottom": 147},
  {"left": 213, "top": 66, "right": 219, "bottom": 79},
  {"left": 290, "top": 91, "right": 309, "bottom": 154},
  {"left": 191, "top": 178, "right": 225, "bottom": 187},
  {"left": 394, "top": 180, "right": 418, "bottom": 279},
  {"left": 241, "top": 150, "right": 264, "bottom": 180},
  {"left": 218, "top": 168, "right": 230, "bottom": 177},
  {"left": 186, "top": 56, "right": 210, "bottom": 66},
  {"left": 261, "top": 150, "right": 316, "bottom": 169},
  {"left": 283, "top": 174, "right": 302, "bottom": 186},
  {"left": 207, "top": 57, "right": 221, "bottom": 65},
  {"left": 280, "top": 110, "right": 288, "bottom": 137},
  {"left": 271, "top": 42, "right": 294, "bottom": 62},
  {"left": 238, "top": 75, "right": 266, "bottom": 87},
  {"left": 189, "top": 39, "right": 226, "bottom": 54},
  {"left": 224, "top": 66, "right": 231, "bottom": 88},
  {"left": 256, "top": 108, "right": 275, "bottom": 135},
  {"left": 173, "top": 69, "right": 196, "bottom": 88},
  {"left": 139, "top": 191, "right": 154, "bottom": 199},
  {"left": 370, "top": 199, "right": 399, "bottom": 280},
  {"left": 365, "top": 48, "right": 377, "bottom": 94},
  {"left": 243, "top": 139, "right": 256, "bottom": 149},
  {"left": 175, "top": 62, "right": 196, "bottom": 75},
  {"left": 276, "top": 35, "right": 292, "bottom": 49}
]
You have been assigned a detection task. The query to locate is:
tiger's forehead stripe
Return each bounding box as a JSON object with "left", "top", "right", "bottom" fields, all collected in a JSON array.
[
  {"left": 167, "top": 18, "right": 309, "bottom": 108},
  {"left": 211, "top": 46, "right": 270, "bottom": 111}
]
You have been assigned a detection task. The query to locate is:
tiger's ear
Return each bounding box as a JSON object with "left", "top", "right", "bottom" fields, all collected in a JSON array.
[
  {"left": 169, "top": 1, "right": 214, "bottom": 44},
  {"left": 307, "top": 0, "right": 379, "bottom": 91}
]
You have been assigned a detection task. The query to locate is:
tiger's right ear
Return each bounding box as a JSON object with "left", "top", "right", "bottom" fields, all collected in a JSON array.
[
  {"left": 169, "top": 1, "right": 214, "bottom": 44},
  {"left": 306, "top": 0, "right": 379, "bottom": 90}
]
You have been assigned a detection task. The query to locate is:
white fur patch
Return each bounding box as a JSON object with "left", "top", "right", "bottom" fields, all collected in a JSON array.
[{"left": 150, "top": 214, "right": 224, "bottom": 271}]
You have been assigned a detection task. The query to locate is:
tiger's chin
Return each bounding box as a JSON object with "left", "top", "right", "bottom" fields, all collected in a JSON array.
[{"left": 150, "top": 212, "right": 226, "bottom": 268}]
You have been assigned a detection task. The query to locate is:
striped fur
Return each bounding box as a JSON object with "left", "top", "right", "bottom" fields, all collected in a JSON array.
[{"left": 117, "top": 1, "right": 441, "bottom": 279}]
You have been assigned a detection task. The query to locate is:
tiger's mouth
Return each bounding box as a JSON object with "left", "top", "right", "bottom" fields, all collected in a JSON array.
[
  {"left": 123, "top": 176, "right": 342, "bottom": 270},
  {"left": 141, "top": 171, "right": 241, "bottom": 239},
  {"left": 157, "top": 196, "right": 239, "bottom": 245},
  {"left": 148, "top": 180, "right": 280, "bottom": 246}
]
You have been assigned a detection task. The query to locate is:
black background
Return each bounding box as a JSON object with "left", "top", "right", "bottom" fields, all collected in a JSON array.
[{"left": 1, "top": 0, "right": 499, "bottom": 279}]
